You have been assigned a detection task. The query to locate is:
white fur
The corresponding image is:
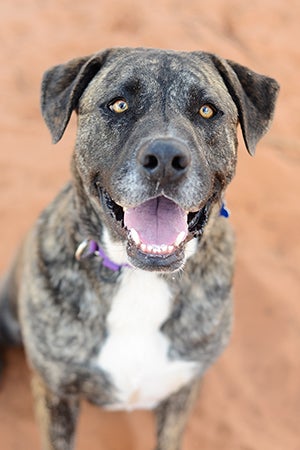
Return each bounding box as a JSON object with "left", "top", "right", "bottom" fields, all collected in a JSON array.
[
  {"left": 102, "top": 227, "right": 129, "bottom": 266},
  {"left": 185, "top": 238, "right": 198, "bottom": 262},
  {"left": 96, "top": 268, "right": 199, "bottom": 410}
]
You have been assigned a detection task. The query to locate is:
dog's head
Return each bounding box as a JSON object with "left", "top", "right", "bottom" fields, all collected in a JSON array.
[{"left": 41, "top": 48, "right": 279, "bottom": 272}]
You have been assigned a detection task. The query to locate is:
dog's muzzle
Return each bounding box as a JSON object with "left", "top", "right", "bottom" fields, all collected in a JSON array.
[{"left": 96, "top": 139, "right": 221, "bottom": 272}]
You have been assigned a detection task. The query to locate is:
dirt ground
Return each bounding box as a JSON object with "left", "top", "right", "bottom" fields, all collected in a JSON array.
[{"left": 0, "top": 0, "right": 299, "bottom": 449}]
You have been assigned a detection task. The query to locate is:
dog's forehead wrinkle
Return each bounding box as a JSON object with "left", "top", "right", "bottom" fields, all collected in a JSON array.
[
  {"left": 97, "top": 52, "right": 200, "bottom": 91},
  {"left": 99, "top": 54, "right": 162, "bottom": 87}
]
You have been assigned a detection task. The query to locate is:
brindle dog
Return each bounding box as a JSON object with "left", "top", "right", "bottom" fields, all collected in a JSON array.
[{"left": 0, "top": 48, "right": 279, "bottom": 450}]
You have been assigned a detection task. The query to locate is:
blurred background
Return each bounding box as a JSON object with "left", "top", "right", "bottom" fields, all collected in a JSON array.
[{"left": 0, "top": 0, "right": 299, "bottom": 449}]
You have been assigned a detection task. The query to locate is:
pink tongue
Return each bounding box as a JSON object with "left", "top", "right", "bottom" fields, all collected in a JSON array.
[{"left": 124, "top": 197, "right": 188, "bottom": 246}]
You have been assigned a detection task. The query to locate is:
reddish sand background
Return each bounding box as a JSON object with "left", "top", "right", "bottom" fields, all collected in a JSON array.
[{"left": 0, "top": 1, "right": 299, "bottom": 449}]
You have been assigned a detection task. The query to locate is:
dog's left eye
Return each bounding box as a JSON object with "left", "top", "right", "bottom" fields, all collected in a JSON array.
[
  {"left": 199, "top": 104, "right": 216, "bottom": 119},
  {"left": 108, "top": 98, "right": 129, "bottom": 114}
]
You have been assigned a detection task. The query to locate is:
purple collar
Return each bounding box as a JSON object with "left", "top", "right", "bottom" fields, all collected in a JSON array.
[
  {"left": 75, "top": 239, "right": 130, "bottom": 272},
  {"left": 75, "top": 202, "right": 230, "bottom": 274}
]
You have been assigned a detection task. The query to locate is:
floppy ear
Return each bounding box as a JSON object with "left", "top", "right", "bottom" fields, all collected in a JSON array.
[
  {"left": 41, "top": 50, "right": 111, "bottom": 143},
  {"left": 210, "top": 55, "right": 279, "bottom": 155}
]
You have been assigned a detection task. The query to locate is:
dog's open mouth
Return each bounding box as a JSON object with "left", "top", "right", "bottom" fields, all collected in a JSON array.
[
  {"left": 125, "top": 196, "right": 188, "bottom": 255},
  {"left": 100, "top": 189, "right": 214, "bottom": 270}
]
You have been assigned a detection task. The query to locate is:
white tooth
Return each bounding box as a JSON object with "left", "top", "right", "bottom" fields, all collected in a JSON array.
[
  {"left": 174, "top": 231, "right": 186, "bottom": 247},
  {"left": 140, "top": 243, "right": 173, "bottom": 255},
  {"left": 130, "top": 228, "right": 140, "bottom": 245}
]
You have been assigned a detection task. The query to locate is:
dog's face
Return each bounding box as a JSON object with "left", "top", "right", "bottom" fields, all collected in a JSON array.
[
  {"left": 76, "top": 50, "right": 239, "bottom": 271},
  {"left": 41, "top": 48, "right": 279, "bottom": 272}
]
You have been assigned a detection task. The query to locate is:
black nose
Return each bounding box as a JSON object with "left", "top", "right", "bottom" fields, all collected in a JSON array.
[{"left": 138, "top": 139, "right": 191, "bottom": 184}]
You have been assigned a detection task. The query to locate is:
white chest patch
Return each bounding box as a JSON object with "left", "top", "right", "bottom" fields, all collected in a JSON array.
[{"left": 96, "top": 269, "right": 199, "bottom": 411}]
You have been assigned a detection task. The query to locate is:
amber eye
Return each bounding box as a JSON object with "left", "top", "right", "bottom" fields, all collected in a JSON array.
[
  {"left": 109, "top": 98, "right": 129, "bottom": 113},
  {"left": 199, "top": 104, "right": 215, "bottom": 119}
]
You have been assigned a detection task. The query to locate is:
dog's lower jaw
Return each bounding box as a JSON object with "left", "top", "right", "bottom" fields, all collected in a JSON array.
[
  {"left": 101, "top": 225, "right": 199, "bottom": 274},
  {"left": 126, "top": 239, "right": 199, "bottom": 272},
  {"left": 127, "top": 244, "right": 186, "bottom": 272}
]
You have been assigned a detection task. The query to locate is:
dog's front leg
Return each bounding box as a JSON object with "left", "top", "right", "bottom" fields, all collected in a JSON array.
[
  {"left": 32, "top": 372, "right": 79, "bottom": 450},
  {"left": 154, "top": 379, "right": 200, "bottom": 450}
]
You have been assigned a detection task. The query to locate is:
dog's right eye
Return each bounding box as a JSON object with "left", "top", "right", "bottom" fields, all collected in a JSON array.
[
  {"left": 108, "top": 98, "right": 129, "bottom": 114},
  {"left": 199, "top": 104, "right": 216, "bottom": 119}
]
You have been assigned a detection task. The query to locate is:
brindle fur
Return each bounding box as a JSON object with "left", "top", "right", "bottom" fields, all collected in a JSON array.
[{"left": 0, "top": 48, "right": 279, "bottom": 450}]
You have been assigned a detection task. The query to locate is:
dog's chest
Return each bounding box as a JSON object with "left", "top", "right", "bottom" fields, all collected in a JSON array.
[{"left": 96, "top": 270, "right": 198, "bottom": 411}]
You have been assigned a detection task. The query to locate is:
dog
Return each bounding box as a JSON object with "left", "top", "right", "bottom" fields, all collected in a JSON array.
[{"left": 0, "top": 48, "right": 279, "bottom": 450}]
